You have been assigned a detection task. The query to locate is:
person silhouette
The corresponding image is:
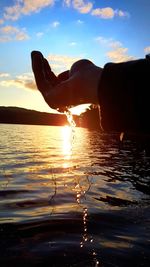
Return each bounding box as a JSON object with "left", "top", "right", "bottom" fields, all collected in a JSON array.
[{"left": 31, "top": 51, "right": 150, "bottom": 134}]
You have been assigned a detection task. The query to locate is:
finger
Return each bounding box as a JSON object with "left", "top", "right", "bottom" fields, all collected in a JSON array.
[
  {"left": 31, "top": 51, "right": 52, "bottom": 94},
  {"left": 58, "top": 71, "right": 69, "bottom": 82},
  {"left": 43, "top": 58, "right": 58, "bottom": 86}
]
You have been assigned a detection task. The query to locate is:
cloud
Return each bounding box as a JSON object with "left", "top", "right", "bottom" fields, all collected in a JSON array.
[
  {"left": 36, "top": 32, "right": 44, "bottom": 38},
  {"left": 0, "top": 53, "right": 80, "bottom": 91},
  {"left": 92, "top": 7, "right": 114, "bottom": 19},
  {"left": 0, "top": 25, "right": 29, "bottom": 42},
  {"left": 63, "top": 1, "right": 128, "bottom": 19},
  {"left": 116, "top": 9, "right": 129, "bottom": 18},
  {"left": 4, "top": 0, "right": 55, "bottom": 21},
  {"left": 0, "top": 19, "right": 4, "bottom": 24},
  {"left": 91, "top": 7, "right": 128, "bottom": 19},
  {"left": 0, "top": 73, "right": 37, "bottom": 91},
  {"left": 64, "top": 0, "right": 92, "bottom": 14},
  {"left": 63, "top": 0, "right": 71, "bottom": 7},
  {"left": 2, "top": 0, "right": 129, "bottom": 22},
  {"left": 47, "top": 54, "right": 81, "bottom": 73},
  {"left": 73, "top": 0, "right": 93, "bottom": 13},
  {"left": 95, "top": 36, "right": 135, "bottom": 62},
  {"left": 144, "top": 46, "right": 150, "bottom": 54},
  {"left": 51, "top": 21, "right": 60, "bottom": 28},
  {"left": 69, "top": 42, "right": 77, "bottom": 46},
  {"left": 95, "top": 36, "right": 122, "bottom": 48},
  {"left": 0, "top": 72, "right": 10, "bottom": 78},
  {"left": 76, "top": 19, "right": 84, "bottom": 24},
  {"left": 106, "top": 47, "right": 134, "bottom": 62},
  {"left": 0, "top": 54, "right": 81, "bottom": 91}
]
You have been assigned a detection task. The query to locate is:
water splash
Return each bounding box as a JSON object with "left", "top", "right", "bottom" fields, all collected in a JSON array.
[
  {"left": 64, "top": 109, "right": 76, "bottom": 157},
  {"left": 64, "top": 109, "right": 76, "bottom": 128},
  {"left": 64, "top": 109, "right": 100, "bottom": 267},
  {"left": 79, "top": 205, "right": 100, "bottom": 267}
]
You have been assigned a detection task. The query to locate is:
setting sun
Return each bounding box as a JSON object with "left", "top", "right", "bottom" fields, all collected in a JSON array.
[{"left": 70, "top": 104, "right": 91, "bottom": 115}]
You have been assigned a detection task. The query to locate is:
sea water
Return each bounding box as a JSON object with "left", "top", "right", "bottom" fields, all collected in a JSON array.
[{"left": 0, "top": 123, "right": 150, "bottom": 266}]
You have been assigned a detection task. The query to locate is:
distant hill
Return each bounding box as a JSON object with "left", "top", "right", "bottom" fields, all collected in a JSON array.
[
  {"left": 80, "top": 106, "right": 101, "bottom": 129},
  {"left": 0, "top": 106, "right": 69, "bottom": 126},
  {"left": 0, "top": 106, "right": 101, "bottom": 129}
]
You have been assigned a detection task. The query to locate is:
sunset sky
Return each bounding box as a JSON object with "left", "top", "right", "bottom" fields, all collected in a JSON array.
[{"left": 0, "top": 0, "right": 150, "bottom": 114}]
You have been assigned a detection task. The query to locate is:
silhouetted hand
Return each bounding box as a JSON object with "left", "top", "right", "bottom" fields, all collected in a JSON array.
[{"left": 31, "top": 51, "right": 102, "bottom": 112}]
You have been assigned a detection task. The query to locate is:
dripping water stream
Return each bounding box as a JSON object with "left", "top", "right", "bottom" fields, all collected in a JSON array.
[{"left": 64, "top": 109, "right": 100, "bottom": 267}]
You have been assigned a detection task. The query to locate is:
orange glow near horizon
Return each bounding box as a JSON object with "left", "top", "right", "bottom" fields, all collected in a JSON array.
[
  {"left": 69, "top": 104, "right": 91, "bottom": 115},
  {"left": 37, "top": 103, "right": 91, "bottom": 116}
]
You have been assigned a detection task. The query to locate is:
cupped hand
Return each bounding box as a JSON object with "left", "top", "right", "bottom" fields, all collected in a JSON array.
[{"left": 31, "top": 51, "right": 102, "bottom": 112}]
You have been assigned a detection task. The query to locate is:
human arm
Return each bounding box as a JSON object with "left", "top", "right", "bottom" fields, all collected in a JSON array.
[
  {"left": 31, "top": 51, "right": 150, "bottom": 133},
  {"left": 98, "top": 56, "right": 150, "bottom": 133}
]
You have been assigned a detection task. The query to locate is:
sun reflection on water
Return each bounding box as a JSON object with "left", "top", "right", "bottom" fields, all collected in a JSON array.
[
  {"left": 61, "top": 125, "right": 72, "bottom": 159},
  {"left": 61, "top": 114, "right": 100, "bottom": 266}
]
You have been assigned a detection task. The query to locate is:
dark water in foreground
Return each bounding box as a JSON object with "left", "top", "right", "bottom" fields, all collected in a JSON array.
[{"left": 0, "top": 124, "right": 150, "bottom": 267}]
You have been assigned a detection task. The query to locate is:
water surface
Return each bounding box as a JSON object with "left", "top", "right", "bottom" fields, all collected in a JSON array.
[{"left": 0, "top": 124, "right": 150, "bottom": 266}]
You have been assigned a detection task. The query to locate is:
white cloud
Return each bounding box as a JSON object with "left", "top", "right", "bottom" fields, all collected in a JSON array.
[
  {"left": 64, "top": 0, "right": 92, "bottom": 14},
  {"left": 73, "top": 0, "right": 93, "bottom": 14},
  {"left": 0, "top": 72, "right": 10, "bottom": 78},
  {"left": 116, "top": 9, "right": 129, "bottom": 18},
  {"left": 76, "top": 19, "right": 84, "bottom": 24},
  {"left": 0, "top": 55, "right": 82, "bottom": 91},
  {"left": 92, "top": 7, "right": 114, "bottom": 19},
  {"left": 36, "top": 32, "right": 44, "bottom": 38},
  {"left": 95, "top": 36, "right": 135, "bottom": 62},
  {"left": 22, "top": 0, "right": 55, "bottom": 14},
  {"left": 106, "top": 47, "right": 134, "bottom": 62},
  {"left": 109, "top": 41, "right": 123, "bottom": 49},
  {"left": 92, "top": 7, "right": 129, "bottom": 19},
  {"left": 0, "top": 73, "right": 36, "bottom": 91},
  {"left": 2, "top": 0, "right": 129, "bottom": 22},
  {"left": 47, "top": 54, "right": 81, "bottom": 73},
  {"left": 69, "top": 42, "right": 77, "bottom": 46},
  {"left": 0, "top": 56, "right": 81, "bottom": 91},
  {"left": 95, "top": 36, "right": 122, "bottom": 48},
  {"left": 0, "top": 19, "right": 4, "bottom": 24},
  {"left": 0, "top": 25, "right": 29, "bottom": 42},
  {"left": 4, "top": 0, "right": 55, "bottom": 21},
  {"left": 51, "top": 21, "right": 60, "bottom": 27},
  {"left": 63, "top": 0, "right": 71, "bottom": 7},
  {"left": 4, "top": 1, "right": 21, "bottom": 21},
  {"left": 144, "top": 46, "right": 150, "bottom": 54}
]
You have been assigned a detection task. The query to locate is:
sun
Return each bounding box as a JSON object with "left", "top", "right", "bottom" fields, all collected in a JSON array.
[{"left": 70, "top": 104, "right": 91, "bottom": 115}]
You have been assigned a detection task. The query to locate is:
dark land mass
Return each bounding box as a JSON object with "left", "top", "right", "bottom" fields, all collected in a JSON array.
[{"left": 0, "top": 106, "right": 101, "bottom": 129}]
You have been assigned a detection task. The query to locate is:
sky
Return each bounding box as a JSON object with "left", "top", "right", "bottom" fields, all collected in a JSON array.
[{"left": 0, "top": 0, "right": 150, "bottom": 115}]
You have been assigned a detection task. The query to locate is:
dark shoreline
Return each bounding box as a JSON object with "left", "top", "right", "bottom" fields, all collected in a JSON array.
[{"left": 0, "top": 106, "right": 101, "bottom": 129}]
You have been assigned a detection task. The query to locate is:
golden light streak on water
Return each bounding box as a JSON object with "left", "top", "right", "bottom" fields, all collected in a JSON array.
[{"left": 61, "top": 125, "right": 72, "bottom": 159}]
